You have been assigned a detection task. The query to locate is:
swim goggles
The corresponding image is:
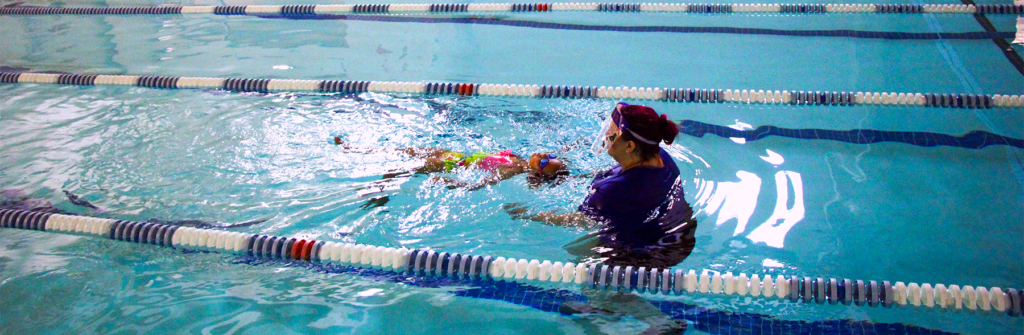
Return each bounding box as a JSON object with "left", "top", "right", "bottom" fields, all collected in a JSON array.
[{"left": 539, "top": 154, "right": 557, "bottom": 169}]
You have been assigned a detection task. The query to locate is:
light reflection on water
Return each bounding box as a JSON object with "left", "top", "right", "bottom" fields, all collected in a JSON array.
[
  {"left": 691, "top": 146, "right": 807, "bottom": 250},
  {"left": 746, "top": 171, "right": 805, "bottom": 249},
  {"left": 694, "top": 170, "right": 763, "bottom": 237}
]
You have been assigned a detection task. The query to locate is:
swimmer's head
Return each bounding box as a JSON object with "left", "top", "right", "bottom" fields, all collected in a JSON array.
[
  {"left": 526, "top": 154, "right": 569, "bottom": 188},
  {"left": 527, "top": 153, "right": 567, "bottom": 176}
]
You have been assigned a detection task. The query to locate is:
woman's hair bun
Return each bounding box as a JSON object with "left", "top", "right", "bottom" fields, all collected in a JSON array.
[
  {"left": 620, "top": 104, "right": 678, "bottom": 146},
  {"left": 659, "top": 114, "right": 679, "bottom": 145}
]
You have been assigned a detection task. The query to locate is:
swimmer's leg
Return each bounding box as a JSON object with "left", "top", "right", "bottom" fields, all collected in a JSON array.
[
  {"left": 334, "top": 137, "right": 448, "bottom": 160},
  {"left": 357, "top": 170, "right": 414, "bottom": 209},
  {"left": 416, "top": 157, "right": 447, "bottom": 173},
  {"left": 398, "top": 147, "right": 449, "bottom": 159}
]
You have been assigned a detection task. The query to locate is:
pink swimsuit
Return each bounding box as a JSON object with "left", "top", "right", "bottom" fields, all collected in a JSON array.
[{"left": 476, "top": 150, "right": 516, "bottom": 171}]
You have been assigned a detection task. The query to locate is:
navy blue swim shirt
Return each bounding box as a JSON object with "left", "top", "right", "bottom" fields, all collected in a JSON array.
[{"left": 579, "top": 148, "right": 687, "bottom": 248}]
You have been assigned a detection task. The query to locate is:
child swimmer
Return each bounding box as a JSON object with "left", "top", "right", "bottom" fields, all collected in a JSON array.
[{"left": 334, "top": 136, "right": 569, "bottom": 190}]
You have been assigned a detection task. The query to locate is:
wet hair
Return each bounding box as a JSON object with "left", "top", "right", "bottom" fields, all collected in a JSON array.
[
  {"left": 526, "top": 169, "right": 570, "bottom": 188},
  {"left": 618, "top": 105, "right": 679, "bottom": 161}
]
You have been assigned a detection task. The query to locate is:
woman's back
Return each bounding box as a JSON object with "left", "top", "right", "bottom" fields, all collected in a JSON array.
[{"left": 580, "top": 148, "right": 681, "bottom": 247}]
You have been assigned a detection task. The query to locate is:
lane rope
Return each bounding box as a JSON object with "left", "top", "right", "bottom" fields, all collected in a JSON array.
[
  {"left": 0, "top": 3, "right": 1021, "bottom": 16},
  {"left": 1015, "top": 17, "right": 1024, "bottom": 44},
  {"left": 1, "top": 209, "right": 1022, "bottom": 316},
  {"left": 1, "top": 72, "right": 1021, "bottom": 109}
]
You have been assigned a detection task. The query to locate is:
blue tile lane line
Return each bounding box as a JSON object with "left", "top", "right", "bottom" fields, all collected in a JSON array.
[
  {"left": 678, "top": 120, "right": 1024, "bottom": 149},
  {"left": 229, "top": 256, "right": 958, "bottom": 335},
  {"left": 262, "top": 14, "right": 1015, "bottom": 40},
  {"left": 959, "top": 0, "right": 1024, "bottom": 76}
]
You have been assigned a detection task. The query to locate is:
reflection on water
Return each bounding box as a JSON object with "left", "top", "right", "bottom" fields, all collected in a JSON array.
[
  {"left": 695, "top": 122, "right": 808, "bottom": 250},
  {"left": 692, "top": 151, "right": 806, "bottom": 249},
  {"left": 694, "top": 171, "right": 762, "bottom": 237},
  {"left": 727, "top": 120, "right": 753, "bottom": 144},
  {"left": 759, "top": 149, "right": 784, "bottom": 165},
  {"left": 746, "top": 171, "right": 805, "bottom": 248}
]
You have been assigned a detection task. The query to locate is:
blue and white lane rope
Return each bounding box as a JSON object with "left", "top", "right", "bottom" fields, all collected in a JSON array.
[
  {"left": 2, "top": 209, "right": 1023, "bottom": 316},
  {"left": 0, "top": 3, "right": 1021, "bottom": 16},
  {"left": 1, "top": 72, "right": 1022, "bottom": 109},
  {"left": 1016, "top": 17, "right": 1024, "bottom": 44}
]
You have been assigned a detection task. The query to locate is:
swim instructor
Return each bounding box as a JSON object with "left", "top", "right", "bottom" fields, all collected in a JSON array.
[
  {"left": 507, "top": 102, "right": 696, "bottom": 268},
  {"left": 507, "top": 102, "right": 695, "bottom": 333}
]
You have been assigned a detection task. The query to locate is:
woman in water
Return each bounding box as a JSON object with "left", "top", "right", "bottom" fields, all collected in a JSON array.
[
  {"left": 335, "top": 137, "right": 569, "bottom": 190},
  {"left": 508, "top": 102, "right": 696, "bottom": 266},
  {"left": 506, "top": 103, "right": 696, "bottom": 334}
]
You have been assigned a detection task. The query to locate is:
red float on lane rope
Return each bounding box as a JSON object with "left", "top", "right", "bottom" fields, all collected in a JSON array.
[
  {"left": 302, "top": 241, "right": 315, "bottom": 261},
  {"left": 293, "top": 240, "right": 307, "bottom": 260}
]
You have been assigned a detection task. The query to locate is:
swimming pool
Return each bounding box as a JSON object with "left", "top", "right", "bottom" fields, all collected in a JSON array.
[{"left": 1, "top": 1, "right": 1022, "bottom": 333}]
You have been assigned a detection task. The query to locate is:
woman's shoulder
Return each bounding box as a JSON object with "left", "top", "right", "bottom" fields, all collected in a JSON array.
[
  {"left": 607, "top": 151, "right": 680, "bottom": 190},
  {"left": 593, "top": 168, "right": 651, "bottom": 193}
]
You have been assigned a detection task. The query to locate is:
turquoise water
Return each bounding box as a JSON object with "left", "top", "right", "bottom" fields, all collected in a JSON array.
[{"left": 1, "top": 1, "right": 1023, "bottom": 334}]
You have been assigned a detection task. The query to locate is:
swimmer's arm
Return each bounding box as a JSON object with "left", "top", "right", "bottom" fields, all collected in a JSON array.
[
  {"left": 463, "top": 171, "right": 516, "bottom": 191},
  {"left": 430, "top": 172, "right": 509, "bottom": 190}
]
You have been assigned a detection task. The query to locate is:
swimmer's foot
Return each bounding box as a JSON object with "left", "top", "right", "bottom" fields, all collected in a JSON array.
[{"left": 557, "top": 302, "right": 616, "bottom": 316}]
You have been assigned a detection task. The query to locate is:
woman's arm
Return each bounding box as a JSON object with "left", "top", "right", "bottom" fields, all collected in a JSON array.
[
  {"left": 503, "top": 204, "right": 600, "bottom": 229},
  {"left": 526, "top": 211, "right": 596, "bottom": 228}
]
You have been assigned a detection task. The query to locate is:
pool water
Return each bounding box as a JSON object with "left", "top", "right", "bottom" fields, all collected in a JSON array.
[{"left": 1, "top": 1, "right": 1023, "bottom": 334}]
